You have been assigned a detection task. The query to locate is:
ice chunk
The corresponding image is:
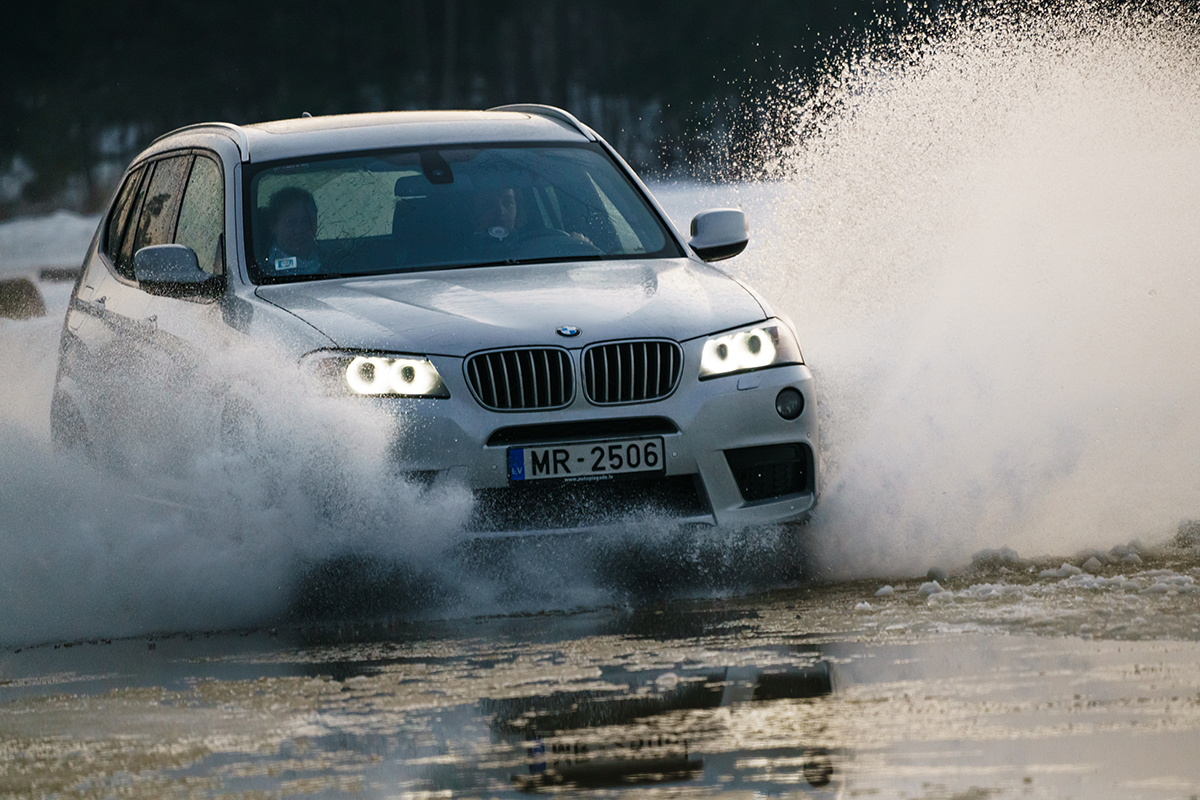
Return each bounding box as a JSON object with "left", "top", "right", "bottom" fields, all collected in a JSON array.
[
  {"left": 1076, "top": 549, "right": 1109, "bottom": 566},
  {"left": 1177, "top": 519, "right": 1200, "bottom": 547},
  {"left": 655, "top": 672, "right": 679, "bottom": 689},
  {"left": 958, "top": 582, "right": 1011, "bottom": 599},
  {"left": 970, "top": 547, "right": 1023, "bottom": 567},
  {"left": 855, "top": 601, "right": 873, "bottom": 612},
  {"left": 875, "top": 585, "right": 895, "bottom": 597},
  {"left": 1039, "top": 562, "right": 1083, "bottom": 579},
  {"left": 1082, "top": 557, "right": 1103, "bottom": 574},
  {"left": 918, "top": 581, "right": 944, "bottom": 596}
]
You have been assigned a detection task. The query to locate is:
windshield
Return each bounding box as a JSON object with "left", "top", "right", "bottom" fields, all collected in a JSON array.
[{"left": 244, "top": 143, "right": 681, "bottom": 283}]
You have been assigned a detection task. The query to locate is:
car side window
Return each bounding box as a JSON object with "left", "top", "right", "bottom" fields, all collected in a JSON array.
[
  {"left": 174, "top": 155, "right": 225, "bottom": 275},
  {"left": 115, "top": 162, "right": 156, "bottom": 279},
  {"left": 125, "top": 155, "right": 193, "bottom": 276},
  {"left": 103, "top": 166, "right": 147, "bottom": 267}
]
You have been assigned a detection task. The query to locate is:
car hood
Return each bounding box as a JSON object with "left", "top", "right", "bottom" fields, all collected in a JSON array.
[{"left": 254, "top": 259, "right": 767, "bottom": 355}]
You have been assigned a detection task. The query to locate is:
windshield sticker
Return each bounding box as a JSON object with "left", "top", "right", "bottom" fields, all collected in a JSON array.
[
  {"left": 274, "top": 256, "right": 298, "bottom": 271},
  {"left": 488, "top": 226, "right": 509, "bottom": 241}
]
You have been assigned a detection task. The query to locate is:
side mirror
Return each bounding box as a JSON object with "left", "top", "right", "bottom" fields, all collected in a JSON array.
[
  {"left": 688, "top": 209, "right": 749, "bottom": 262},
  {"left": 133, "top": 244, "right": 222, "bottom": 298}
]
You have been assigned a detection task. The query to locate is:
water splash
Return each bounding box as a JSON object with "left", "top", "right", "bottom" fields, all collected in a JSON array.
[
  {"left": 0, "top": 292, "right": 791, "bottom": 645},
  {"left": 738, "top": 2, "right": 1200, "bottom": 577},
  {"left": 0, "top": 300, "right": 481, "bottom": 644}
]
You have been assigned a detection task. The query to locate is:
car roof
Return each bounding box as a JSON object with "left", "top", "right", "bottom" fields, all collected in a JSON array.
[{"left": 146, "top": 108, "right": 596, "bottom": 164}]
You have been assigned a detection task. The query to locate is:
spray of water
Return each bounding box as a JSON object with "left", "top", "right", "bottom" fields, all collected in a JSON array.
[
  {"left": 0, "top": 310, "right": 482, "bottom": 645},
  {"left": 737, "top": 2, "right": 1200, "bottom": 577},
  {"left": 0, "top": 296, "right": 785, "bottom": 646}
]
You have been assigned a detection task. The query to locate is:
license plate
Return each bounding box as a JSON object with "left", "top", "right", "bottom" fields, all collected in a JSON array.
[{"left": 508, "top": 437, "right": 665, "bottom": 482}]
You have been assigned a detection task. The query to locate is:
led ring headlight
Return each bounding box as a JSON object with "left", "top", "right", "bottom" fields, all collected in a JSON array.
[
  {"left": 699, "top": 320, "right": 803, "bottom": 380},
  {"left": 346, "top": 356, "right": 443, "bottom": 396},
  {"left": 303, "top": 351, "right": 450, "bottom": 398}
]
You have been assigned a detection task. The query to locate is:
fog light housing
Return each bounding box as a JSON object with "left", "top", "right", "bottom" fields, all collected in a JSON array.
[{"left": 775, "top": 388, "right": 804, "bottom": 420}]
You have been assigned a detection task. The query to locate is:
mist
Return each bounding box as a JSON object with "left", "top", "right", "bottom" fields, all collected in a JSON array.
[{"left": 735, "top": 4, "right": 1200, "bottom": 577}]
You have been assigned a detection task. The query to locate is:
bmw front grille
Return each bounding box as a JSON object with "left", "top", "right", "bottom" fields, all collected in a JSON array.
[
  {"left": 582, "top": 340, "right": 683, "bottom": 405},
  {"left": 466, "top": 348, "right": 574, "bottom": 411}
]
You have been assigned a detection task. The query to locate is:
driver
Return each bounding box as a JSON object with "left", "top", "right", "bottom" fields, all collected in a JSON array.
[
  {"left": 473, "top": 187, "right": 593, "bottom": 247},
  {"left": 265, "top": 187, "right": 322, "bottom": 274},
  {"left": 473, "top": 187, "right": 518, "bottom": 241}
]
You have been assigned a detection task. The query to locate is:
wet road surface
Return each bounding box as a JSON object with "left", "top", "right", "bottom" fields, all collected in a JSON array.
[{"left": 5, "top": 539, "right": 1200, "bottom": 799}]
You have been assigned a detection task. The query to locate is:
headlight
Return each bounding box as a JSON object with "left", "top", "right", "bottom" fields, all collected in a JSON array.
[
  {"left": 302, "top": 351, "right": 450, "bottom": 398},
  {"left": 699, "top": 320, "right": 803, "bottom": 380}
]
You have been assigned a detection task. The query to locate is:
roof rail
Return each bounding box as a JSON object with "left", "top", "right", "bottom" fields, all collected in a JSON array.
[
  {"left": 487, "top": 104, "right": 596, "bottom": 141},
  {"left": 150, "top": 122, "right": 250, "bottom": 161}
]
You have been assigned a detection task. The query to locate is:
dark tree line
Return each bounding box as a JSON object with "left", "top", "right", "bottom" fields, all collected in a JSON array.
[{"left": 1, "top": 0, "right": 944, "bottom": 217}]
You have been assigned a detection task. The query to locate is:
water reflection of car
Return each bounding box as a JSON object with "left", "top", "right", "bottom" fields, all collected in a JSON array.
[
  {"left": 51, "top": 106, "right": 819, "bottom": 534},
  {"left": 483, "top": 661, "right": 837, "bottom": 792}
]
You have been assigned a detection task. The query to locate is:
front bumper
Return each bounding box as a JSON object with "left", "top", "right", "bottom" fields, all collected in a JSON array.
[{"left": 379, "top": 356, "right": 819, "bottom": 534}]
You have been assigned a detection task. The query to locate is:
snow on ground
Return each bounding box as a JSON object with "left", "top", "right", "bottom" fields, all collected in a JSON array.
[
  {"left": 832, "top": 535, "right": 1200, "bottom": 642},
  {"left": 0, "top": 210, "right": 98, "bottom": 275}
]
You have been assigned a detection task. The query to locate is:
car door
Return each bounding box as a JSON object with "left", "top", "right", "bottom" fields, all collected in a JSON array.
[
  {"left": 61, "top": 158, "right": 160, "bottom": 467},
  {"left": 137, "top": 151, "right": 243, "bottom": 463},
  {"left": 62, "top": 152, "right": 208, "bottom": 474}
]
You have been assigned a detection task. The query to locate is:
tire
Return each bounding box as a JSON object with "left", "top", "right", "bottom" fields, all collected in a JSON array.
[
  {"left": 219, "top": 396, "right": 264, "bottom": 456},
  {"left": 50, "top": 390, "right": 95, "bottom": 462}
]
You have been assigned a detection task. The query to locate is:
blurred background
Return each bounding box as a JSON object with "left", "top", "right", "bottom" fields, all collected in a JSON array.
[{"left": 0, "top": 0, "right": 947, "bottom": 218}]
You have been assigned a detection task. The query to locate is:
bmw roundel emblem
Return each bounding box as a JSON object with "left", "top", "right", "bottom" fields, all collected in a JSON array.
[{"left": 556, "top": 325, "right": 581, "bottom": 338}]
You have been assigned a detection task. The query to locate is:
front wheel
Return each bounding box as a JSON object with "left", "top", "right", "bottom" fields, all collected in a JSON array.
[
  {"left": 50, "top": 390, "right": 95, "bottom": 462},
  {"left": 219, "top": 396, "right": 264, "bottom": 456}
]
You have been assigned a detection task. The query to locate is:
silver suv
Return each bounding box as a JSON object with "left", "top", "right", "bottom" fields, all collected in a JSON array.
[{"left": 52, "top": 105, "right": 819, "bottom": 534}]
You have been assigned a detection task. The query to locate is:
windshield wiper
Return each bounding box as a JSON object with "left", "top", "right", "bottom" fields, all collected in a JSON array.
[{"left": 436, "top": 253, "right": 607, "bottom": 271}]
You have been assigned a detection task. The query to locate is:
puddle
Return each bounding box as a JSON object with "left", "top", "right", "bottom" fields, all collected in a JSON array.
[{"left": 5, "top": 585, "right": 1200, "bottom": 798}]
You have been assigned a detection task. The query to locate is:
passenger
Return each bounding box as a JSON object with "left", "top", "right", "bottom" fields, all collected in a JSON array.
[{"left": 265, "top": 187, "right": 322, "bottom": 274}]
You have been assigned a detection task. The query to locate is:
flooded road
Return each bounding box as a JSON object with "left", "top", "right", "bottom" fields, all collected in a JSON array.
[{"left": 5, "top": 538, "right": 1200, "bottom": 798}]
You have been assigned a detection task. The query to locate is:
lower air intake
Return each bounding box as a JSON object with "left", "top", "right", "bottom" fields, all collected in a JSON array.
[
  {"left": 724, "top": 443, "right": 813, "bottom": 502},
  {"left": 470, "top": 475, "right": 710, "bottom": 532}
]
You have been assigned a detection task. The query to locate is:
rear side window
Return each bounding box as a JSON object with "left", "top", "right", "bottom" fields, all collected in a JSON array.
[
  {"left": 103, "top": 166, "right": 147, "bottom": 268},
  {"left": 130, "top": 155, "right": 192, "bottom": 256},
  {"left": 114, "top": 164, "right": 156, "bottom": 279},
  {"left": 175, "top": 156, "right": 225, "bottom": 274}
]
